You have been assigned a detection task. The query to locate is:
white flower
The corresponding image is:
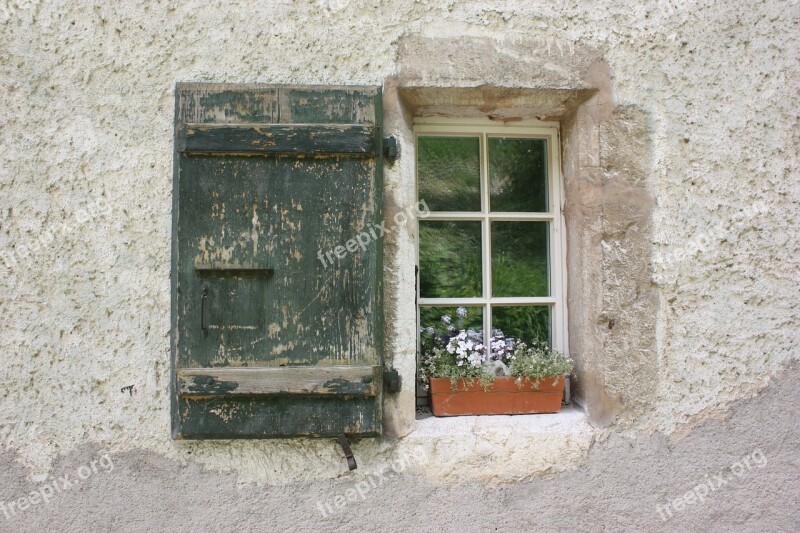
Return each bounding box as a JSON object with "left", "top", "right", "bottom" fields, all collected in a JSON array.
[
  {"left": 468, "top": 353, "right": 483, "bottom": 367},
  {"left": 456, "top": 307, "right": 467, "bottom": 318},
  {"left": 441, "top": 315, "right": 452, "bottom": 325}
]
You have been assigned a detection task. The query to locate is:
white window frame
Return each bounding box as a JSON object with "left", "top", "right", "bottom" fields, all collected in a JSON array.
[{"left": 414, "top": 117, "right": 568, "bottom": 355}]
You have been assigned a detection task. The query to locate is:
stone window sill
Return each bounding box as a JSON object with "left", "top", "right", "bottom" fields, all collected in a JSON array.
[
  {"left": 413, "top": 405, "right": 589, "bottom": 435},
  {"left": 399, "top": 406, "right": 595, "bottom": 482}
]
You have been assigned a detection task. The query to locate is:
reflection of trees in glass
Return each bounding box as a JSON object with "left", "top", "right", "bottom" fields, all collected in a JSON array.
[
  {"left": 419, "top": 221, "right": 481, "bottom": 298},
  {"left": 492, "top": 222, "right": 549, "bottom": 297},
  {"left": 489, "top": 138, "right": 547, "bottom": 212},
  {"left": 417, "top": 137, "right": 480, "bottom": 212},
  {"left": 493, "top": 306, "right": 550, "bottom": 345}
]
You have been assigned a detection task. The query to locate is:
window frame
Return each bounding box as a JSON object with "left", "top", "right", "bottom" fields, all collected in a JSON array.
[{"left": 414, "top": 117, "right": 568, "bottom": 356}]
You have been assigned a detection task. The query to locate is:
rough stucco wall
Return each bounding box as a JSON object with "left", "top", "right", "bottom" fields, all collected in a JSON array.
[
  {"left": 0, "top": 362, "right": 797, "bottom": 531},
  {"left": 0, "top": 0, "right": 798, "bottom": 527}
]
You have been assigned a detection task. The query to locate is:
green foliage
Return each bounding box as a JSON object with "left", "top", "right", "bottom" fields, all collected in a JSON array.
[
  {"left": 418, "top": 308, "right": 497, "bottom": 388},
  {"left": 420, "top": 346, "right": 495, "bottom": 387},
  {"left": 509, "top": 341, "right": 573, "bottom": 383}
]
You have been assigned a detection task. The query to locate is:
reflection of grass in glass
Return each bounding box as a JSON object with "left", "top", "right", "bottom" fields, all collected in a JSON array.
[
  {"left": 418, "top": 137, "right": 480, "bottom": 212},
  {"left": 492, "top": 255, "right": 548, "bottom": 297},
  {"left": 419, "top": 222, "right": 481, "bottom": 298},
  {"left": 491, "top": 221, "right": 549, "bottom": 297},
  {"left": 493, "top": 306, "right": 550, "bottom": 345}
]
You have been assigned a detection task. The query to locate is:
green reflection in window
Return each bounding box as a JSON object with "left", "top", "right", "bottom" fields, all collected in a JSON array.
[
  {"left": 489, "top": 137, "right": 547, "bottom": 212},
  {"left": 491, "top": 221, "right": 549, "bottom": 297},
  {"left": 418, "top": 136, "right": 481, "bottom": 212},
  {"left": 492, "top": 306, "right": 550, "bottom": 345},
  {"left": 419, "top": 221, "right": 482, "bottom": 298}
]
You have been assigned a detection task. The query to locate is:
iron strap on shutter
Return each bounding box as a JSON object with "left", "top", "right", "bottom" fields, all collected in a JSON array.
[{"left": 170, "top": 84, "right": 384, "bottom": 439}]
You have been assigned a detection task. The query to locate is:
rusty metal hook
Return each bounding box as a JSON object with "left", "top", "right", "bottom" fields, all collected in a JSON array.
[{"left": 338, "top": 434, "right": 357, "bottom": 471}]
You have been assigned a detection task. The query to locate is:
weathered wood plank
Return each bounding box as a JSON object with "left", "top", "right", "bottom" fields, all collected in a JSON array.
[
  {"left": 177, "top": 366, "right": 381, "bottom": 397},
  {"left": 178, "top": 124, "right": 377, "bottom": 155},
  {"left": 176, "top": 85, "right": 279, "bottom": 124},
  {"left": 277, "top": 86, "right": 378, "bottom": 125},
  {"left": 174, "top": 83, "right": 380, "bottom": 125},
  {"left": 175, "top": 396, "right": 380, "bottom": 438}
]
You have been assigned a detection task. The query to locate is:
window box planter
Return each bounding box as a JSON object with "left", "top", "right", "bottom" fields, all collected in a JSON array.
[{"left": 428, "top": 376, "right": 565, "bottom": 416}]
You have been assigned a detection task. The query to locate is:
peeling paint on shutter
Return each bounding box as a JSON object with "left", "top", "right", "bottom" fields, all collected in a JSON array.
[{"left": 171, "top": 84, "right": 383, "bottom": 438}]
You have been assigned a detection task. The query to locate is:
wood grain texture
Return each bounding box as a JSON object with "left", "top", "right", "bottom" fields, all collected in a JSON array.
[
  {"left": 175, "top": 395, "right": 380, "bottom": 438},
  {"left": 177, "top": 366, "right": 381, "bottom": 397},
  {"left": 175, "top": 84, "right": 378, "bottom": 125},
  {"left": 178, "top": 124, "right": 378, "bottom": 155}
]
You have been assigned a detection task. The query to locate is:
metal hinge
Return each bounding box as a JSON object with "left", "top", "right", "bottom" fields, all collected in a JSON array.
[
  {"left": 383, "top": 136, "right": 399, "bottom": 162},
  {"left": 383, "top": 368, "right": 401, "bottom": 394}
]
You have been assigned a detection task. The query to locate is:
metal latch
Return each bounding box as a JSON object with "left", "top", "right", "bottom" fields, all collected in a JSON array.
[{"left": 337, "top": 434, "right": 357, "bottom": 471}]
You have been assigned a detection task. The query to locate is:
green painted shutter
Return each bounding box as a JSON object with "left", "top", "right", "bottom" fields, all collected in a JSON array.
[{"left": 171, "top": 84, "right": 383, "bottom": 438}]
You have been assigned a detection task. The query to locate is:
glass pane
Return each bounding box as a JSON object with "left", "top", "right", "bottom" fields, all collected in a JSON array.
[
  {"left": 419, "top": 306, "right": 483, "bottom": 358},
  {"left": 492, "top": 306, "right": 551, "bottom": 346},
  {"left": 489, "top": 137, "right": 548, "bottom": 212},
  {"left": 417, "top": 136, "right": 481, "bottom": 212},
  {"left": 491, "top": 221, "right": 549, "bottom": 297},
  {"left": 419, "top": 221, "right": 482, "bottom": 298}
]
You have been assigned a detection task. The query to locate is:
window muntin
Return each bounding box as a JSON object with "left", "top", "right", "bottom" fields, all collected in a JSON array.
[{"left": 415, "top": 120, "right": 567, "bottom": 356}]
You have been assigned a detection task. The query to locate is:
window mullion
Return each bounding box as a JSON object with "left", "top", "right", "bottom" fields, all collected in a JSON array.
[{"left": 480, "top": 132, "right": 492, "bottom": 342}]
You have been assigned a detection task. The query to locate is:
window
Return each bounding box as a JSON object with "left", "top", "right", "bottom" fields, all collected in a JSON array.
[{"left": 415, "top": 119, "right": 567, "bottom": 369}]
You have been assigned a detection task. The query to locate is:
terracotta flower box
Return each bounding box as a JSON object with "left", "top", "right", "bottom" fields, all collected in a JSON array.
[{"left": 429, "top": 376, "right": 565, "bottom": 416}]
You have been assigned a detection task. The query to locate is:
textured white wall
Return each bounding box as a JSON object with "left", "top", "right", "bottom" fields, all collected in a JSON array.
[{"left": 0, "top": 0, "right": 797, "bottom": 490}]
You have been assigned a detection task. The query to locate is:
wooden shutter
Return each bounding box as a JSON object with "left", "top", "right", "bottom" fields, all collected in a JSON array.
[{"left": 171, "top": 84, "right": 383, "bottom": 438}]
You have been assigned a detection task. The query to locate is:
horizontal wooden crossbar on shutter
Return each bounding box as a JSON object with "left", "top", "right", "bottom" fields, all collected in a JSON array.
[
  {"left": 177, "top": 366, "right": 381, "bottom": 397},
  {"left": 194, "top": 265, "right": 274, "bottom": 278},
  {"left": 177, "top": 123, "right": 377, "bottom": 155}
]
